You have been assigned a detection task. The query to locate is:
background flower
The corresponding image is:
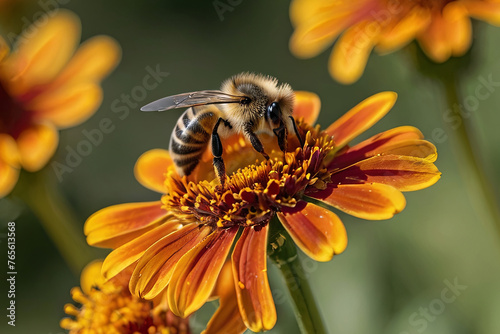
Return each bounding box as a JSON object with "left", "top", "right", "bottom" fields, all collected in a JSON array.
[
  {"left": 60, "top": 260, "right": 191, "bottom": 334},
  {"left": 289, "top": 0, "right": 500, "bottom": 83},
  {"left": 0, "top": 10, "right": 120, "bottom": 197}
]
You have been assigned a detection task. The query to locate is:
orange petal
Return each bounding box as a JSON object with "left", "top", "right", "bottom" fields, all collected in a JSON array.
[
  {"left": 293, "top": 91, "right": 321, "bottom": 125},
  {"left": 80, "top": 260, "right": 105, "bottom": 295},
  {"left": 330, "top": 154, "right": 441, "bottom": 192},
  {"left": 329, "top": 21, "right": 379, "bottom": 84},
  {"left": 325, "top": 92, "right": 397, "bottom": 148},
  {"left": 84, "top": 201, "right": 169, "bottom": 248},
  {"left": 7, "top": 10, "right": 81, "bottom": 93},
  {"left": 0, "top": 134, "right": 20, "bottom": 167},
  {"left": 0, "top": 158, "right": 19, "bottom": 198},
  {"left": 290, "top": 11, "right": 351, "bottom": 58},
  {"left": 232, "top": 224, "right": 276, "bottom": 332},
  {"left": 168, "top": 226, "right": 239, "bottom": 318},
  {"left": 31, "top": 82, "right": 102, "bottom": 128},
  {"left": 134, "top": 149, "right": 173, "bottom": 193},
  {"left": 376, "top": 7, "right": 431, "bottom": 54},
  {"left": 204, "top": 262, "right": 247, "bottom": 334},
  {"left": 418, "top": 12, "right": 451, "bottom": 63},
  {"left": 464, "top": 1, "right": 500, "bottom": 25},
  {"left": 329, "top": 127, "right": 436, "bottom": 169},
  {"left": 129, "top": 224, "right": 212, "bottom": 299},
  {"left": 308, "top": 183, "right": 406, "bottom": 220},
  {"left": 290, "top": 0, "right": 325, "bottom": 27},
  {"left": 16, "top": 122, "right": 58, "bottom": 172},
  {"left": 101, "top": 220, "right": 182, "bottom": 280},
  {"left": 278, "top": 201, "right": 347, "bottom": 262},
  {"left": 0, "top": 36, "right": 9, "bottom": 62},
  {"left": 50, "top": 35, "right": 121, "bottom": 89},
  {"left": 443, "top": 2, "right": 472, "bottom": 57}
]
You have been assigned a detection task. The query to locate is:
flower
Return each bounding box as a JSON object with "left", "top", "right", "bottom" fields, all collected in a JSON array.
[
  {"left": 85, "top": 91, "right": 440, "bottom": 332},
  {"left": 289, "top": 0, "right": 500, "bottom": 84},
  {"left": 60, "top": 260, "right": 191, "bottom": 334},
  {"left": 0, "top": 10, "right": 120, "bottom": 197}
]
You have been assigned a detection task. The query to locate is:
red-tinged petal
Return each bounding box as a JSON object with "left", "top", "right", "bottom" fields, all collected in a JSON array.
[
  {"left": 325, "top": 91, "right": 397, "bottom": 148},
  {"left": 50, "top": 35, "right": 121, "bottom": 89},
  {"left": 278, "top": 201, "right": 347, "bottom": 262},
  {"left": 330, "top": 154, "right": 441, "bottom": 192},
  {"left": 309, "top": 183, "right": 406, "bottom": 220},
  {"left": 329, "top": 21, "right": 379, "bottom": 84},
  {"left": 290, "top": 11, "right": 351, "bottom": 58},
  {"left": 376, "top": 7, "right": 431, "bottom": 54},
  {"left": 31, "top": 82, "right": 102, "bottom": 128},
  {"left": 232, "top": 224, "right": 276, "bottom": 332},
  {"left": 130, "top": 224, "right": 212, "bottom": 299},
  {"left": 328, "top": 126, "right": 423, "bottom": 168},
  {"left": 7, "top": 10, "right": 81, "bottom": 93},
  {"left": 204, "top": 262, "right": 247, "bottom": 334},
  {"left": 16, "top": 122, "right": 58, "bottom": 172},
  {"left": 134, "top": 149, "right": 173, "bottom": 193},
  {"left": 293, "top": 91, "right": 321, "bottom": 125},
  {"left": 101, "top": 220, "right": 182, "bottom": 280},
  {"left": 0, "top": 159, "right": 19, "bottom": 198},
  {"left": 168, "top": 226, "right": 239, "bottom": 318},
  {"left": 328, "top": 132, "right": 437, "bottom": 170},
  {"left": 84, "top": 201, "right": 169, "bottom": 248}
]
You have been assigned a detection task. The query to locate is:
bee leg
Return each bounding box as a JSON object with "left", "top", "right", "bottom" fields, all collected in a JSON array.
[
  {"left": 289, "top": 116, "right": 304, "bottom": 147},
  {"left": 212, "top": 117, "right": 227, "bottom": 188},
  {"left": 273, "top": 120, "right": 288, "bottom": 152},
  {"left": 245, "top": 127, "right": 270, "bottom": 160}
]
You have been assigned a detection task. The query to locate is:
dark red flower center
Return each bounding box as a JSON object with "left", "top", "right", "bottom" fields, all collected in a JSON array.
[{"left": 0, "top": 79, "right": 33, "bottom": 138}]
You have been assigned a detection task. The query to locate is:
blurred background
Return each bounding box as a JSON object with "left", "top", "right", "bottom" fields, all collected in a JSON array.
[{"left": 1, "top": 0, "right": 500, "bottom": 333}]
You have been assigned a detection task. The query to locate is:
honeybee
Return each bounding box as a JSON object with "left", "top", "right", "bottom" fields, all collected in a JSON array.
[{"left": 141, "top": 72, "right": 303, "bottom": 187}]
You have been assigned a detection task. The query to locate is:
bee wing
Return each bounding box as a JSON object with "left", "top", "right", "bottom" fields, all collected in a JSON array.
[{"left": 140, "top": 90, "right": 245, "bottom": 112}]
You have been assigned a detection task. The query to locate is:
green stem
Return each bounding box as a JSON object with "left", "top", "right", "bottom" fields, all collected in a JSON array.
[
  {"left": 268, "top": 222, "right": 328, "bottom": 334},
  {"left": 13, "top": 168, "right": 95, "bottom": 275},
  {"left": 441, "top": 76, "right": 500, "bottom": 234}
]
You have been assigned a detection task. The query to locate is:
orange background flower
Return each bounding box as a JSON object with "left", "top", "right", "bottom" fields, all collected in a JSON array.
[
  {"left": 0, "top": 10, "right": 120, "bottom": 197},
  {"left": 290, "top": 0, "right": 500, "bottom": 83}
]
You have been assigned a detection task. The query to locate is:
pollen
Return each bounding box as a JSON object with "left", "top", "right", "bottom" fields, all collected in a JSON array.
[
  {"left": 61, "top": 261, "right": 191, "bottom": 334},
  {"left": 162, "top": 122, "right": 335, "bottom": 229}
]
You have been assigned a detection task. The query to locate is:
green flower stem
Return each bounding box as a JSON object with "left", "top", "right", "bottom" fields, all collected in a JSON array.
[
  {"left": 268, "top": 221, "right": 328, "bottom": 334},
  {"left": 441, "top": 76, "right": 500, "bottom": 233},
  {"left": 410, "top": 40, "right": 500, "bottom": 237},
  {"left": 13, "top": 168, "right": 95, "bottom": 275}
]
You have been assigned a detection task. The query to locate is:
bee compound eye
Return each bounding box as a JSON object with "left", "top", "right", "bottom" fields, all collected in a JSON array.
[{"left": 267, "top": 102, "right": 281, "bottom": 124}]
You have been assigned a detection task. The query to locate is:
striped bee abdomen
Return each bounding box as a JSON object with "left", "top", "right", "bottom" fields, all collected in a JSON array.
[{"left": 169, "top": 105, "right": 221, "bottom": 176}]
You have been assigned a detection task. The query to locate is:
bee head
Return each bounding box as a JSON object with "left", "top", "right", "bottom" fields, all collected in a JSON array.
[{"left": 221, "top": 72, "right": 294, "bottom": 128}]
